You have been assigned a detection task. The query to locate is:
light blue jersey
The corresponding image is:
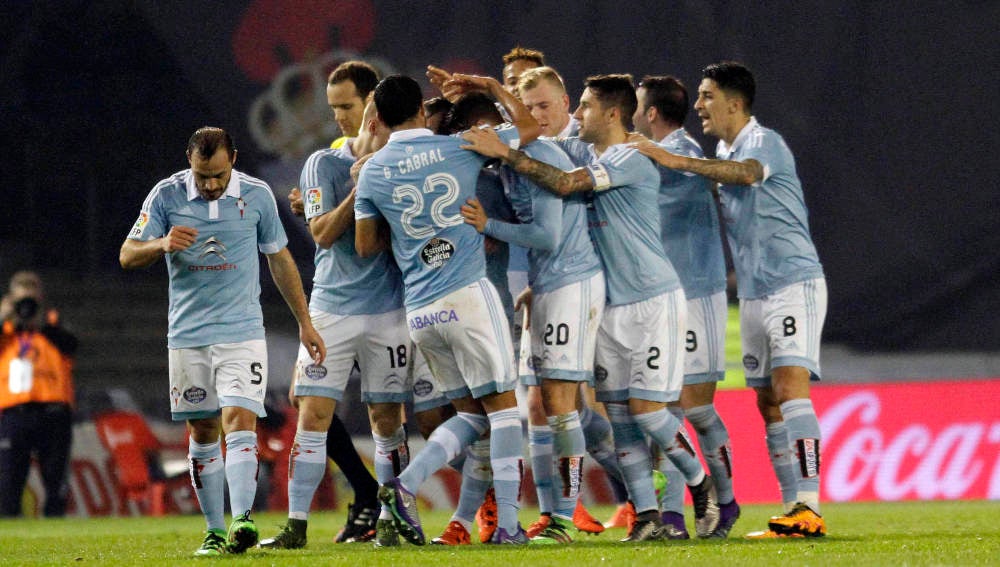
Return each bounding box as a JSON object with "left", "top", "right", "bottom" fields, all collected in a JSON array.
[
  {"left": 655, "top": 129, "right": 727, "bottom": 300},
  {"left": 484, "top": 139, "right": 601, "bottom": 294},
  {"left": 476, "top": 165, "right": 515, "bottom": 326},
  {"left": 355, "top": 125, "right": 523, "bottom": 309},
  {"left": 300, "top": 147, "right": 403, "bottom": 315},
  {"left": 716, "top": 118, "right": 824, "bottom": 299},
  {"left": 559, "top": 139, "right": 680, "bottom": 306},
  {"left": 128, "top": 169, "right": 287, "bottom": 348}
]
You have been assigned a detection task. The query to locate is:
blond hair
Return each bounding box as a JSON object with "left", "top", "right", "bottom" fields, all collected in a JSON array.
[{"left": 517, "top": 66, "right": 567, "bottom": 94}]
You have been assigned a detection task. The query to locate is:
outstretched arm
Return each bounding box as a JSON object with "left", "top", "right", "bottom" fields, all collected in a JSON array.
[
  {"left": 461, "top": 128, "right": 591, "bottom": 196},
  {"left": 631, "top": 138, "right": 763, "bottom": 186},
  {"left": 442, "top": 73, "right": 540, "bottom": 147}
]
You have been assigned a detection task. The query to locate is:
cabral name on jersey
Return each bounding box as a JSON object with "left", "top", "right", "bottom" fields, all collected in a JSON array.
[{"left": 398, "top": 148, "right": 446, "bottom": 175}]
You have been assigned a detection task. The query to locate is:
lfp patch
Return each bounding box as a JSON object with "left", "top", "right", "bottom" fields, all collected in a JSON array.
[
  {"left": 305, "top": 188, "right": 322, "bottom": 217},
  {"left": 129, "top": 212, "right": 149, "bottom": 238}
]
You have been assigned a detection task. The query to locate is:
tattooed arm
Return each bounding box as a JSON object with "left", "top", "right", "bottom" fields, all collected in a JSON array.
[
  {"left": 631, "top": 138, "right": 762, "bottom": 186},
  {"left": 461, "top": 127, "right": 591, "bottom": 196}
]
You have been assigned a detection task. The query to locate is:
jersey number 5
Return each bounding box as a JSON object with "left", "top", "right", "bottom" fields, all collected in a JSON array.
[{"left": 392, "top": 173, "right": 463, "bottom": 238}]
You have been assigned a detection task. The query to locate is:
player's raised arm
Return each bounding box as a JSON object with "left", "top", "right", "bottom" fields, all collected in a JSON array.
[
  {"left": 264, "top": 247, "right": 325, "bottom": 364},
  {"left": 444, "top": 73, "right": 540, "bottom": 147},
  {"left": 631, "top": 138, "right": 762, "bottom": 186}
]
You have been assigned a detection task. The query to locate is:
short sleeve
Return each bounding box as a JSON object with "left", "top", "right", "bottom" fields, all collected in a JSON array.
[
  {"left": 128, "top": 185, "right": 167, "bottom": 241},
  {"left": 587, "top": 146, "right": 648, "bottom": 192},
  {"left": 354, "top": 162, "right": 382, "bottom": 220},
  {"left": 300, "top": 152, "right": 338, "bottom": 221},
  {"left": 493, "top": 123, "right": 522, "bottom": 151},
  {"left": 255, "top": 185, "right": 288, "bottom": 254}
]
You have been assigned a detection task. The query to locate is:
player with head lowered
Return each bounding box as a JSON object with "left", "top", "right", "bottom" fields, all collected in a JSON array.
[
  {"left": 462, "top": 74, "right": 720, "bottom": 542},
  {"left": 354, "top": 74, "right": 540, "bottom": 545}
]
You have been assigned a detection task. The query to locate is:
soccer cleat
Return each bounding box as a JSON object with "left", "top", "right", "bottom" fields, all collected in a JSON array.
[
  {"left": 334, "top": 501, "right": 378, "bottom": 543},
  {"left": 708, "top": 500, "right": 741, "bottom": 539},
  {"left": 572, "top": 499, "right": 605, "bottom": 534},
  {"left": 226, "top": 511, "right": 259, "bottom": 554},
  {"left": 489, "top": 523, "right": 530, "bottom": 545},
  {"left": 531, "top": 515, "right": 573, "bottom": 544},
  {"left": 374, "top": 518, "right": 400, "bottom": 547},
  {"left": 689, "top": 476, "right": 720, "bottom": 537},
  {"left": 259, "top": 518, "right": 307, "bottom": 549},
  {"left": 603, "top": 501, "right": 636, "bottom": 530},
  {"left": 620, "top": 512, "right": 665, "bottom": 543},
  {"left": 767, "top": 502, "right": 826, "bottom": 537},
  {"left": 475, "top": 487, "right": 498, "bottom": 543},
  {"left": 744, "top": 529, "right": 805, "bottom": 539},
  {"left": 526, "top": 514, "right": 554, "bottom": 539},
  {"left": 431, "top": 520, "right": 471, "bottom": 545},
  {"left": 660, "top": 511, "right": 690, "bottom": 540},
  {"left": 378, "top": 479, "right": 425, "bottom": 545},
  {"left": 193, "top": 529, "right": 227, "bottom": 557}
]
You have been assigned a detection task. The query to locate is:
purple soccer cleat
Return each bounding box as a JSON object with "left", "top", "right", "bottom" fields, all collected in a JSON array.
[{"left": 378, "top": 479, "right": 425, "bottom": 545}]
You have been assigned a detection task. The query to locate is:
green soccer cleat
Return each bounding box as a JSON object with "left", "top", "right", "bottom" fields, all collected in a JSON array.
[
  {"left": 374, "top": 518, "right": 401, "bottom": 547},
  {"left": 259, "top": 519, "right": 307, "bottom": 550},
  {"left": 193, "top": 529, "right": 227, "bottom": 557},
  {"left": 226, "top": 511, "right": 259, "bottom": 554}
]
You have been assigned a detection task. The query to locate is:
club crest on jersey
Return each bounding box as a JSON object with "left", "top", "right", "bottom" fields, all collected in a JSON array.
[
  {"left": 420, "top": 237, "right": 455, "bottom": 269},
  {"left": 129, "top": 212, "right": 149, "bottom": 238},
  {"left": 183, "top": 386, "right": 207, "bottom": 404}
]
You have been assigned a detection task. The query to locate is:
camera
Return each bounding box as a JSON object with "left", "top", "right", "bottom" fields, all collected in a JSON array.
[{"left": 13, "top": 296, "right": 40, "bottom": 322}]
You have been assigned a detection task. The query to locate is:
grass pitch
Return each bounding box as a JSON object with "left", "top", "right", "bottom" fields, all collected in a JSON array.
[{"left": 1, "top": 501, "right": 998, "bottom": 566}]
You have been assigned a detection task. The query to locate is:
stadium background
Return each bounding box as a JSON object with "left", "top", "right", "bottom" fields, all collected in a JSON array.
[{"left": 0, "top": 1, "right": 997, "bottom": 515}]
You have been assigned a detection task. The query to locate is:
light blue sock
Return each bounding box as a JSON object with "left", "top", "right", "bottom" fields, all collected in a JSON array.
[
  {"left": 188, "top": 437, "right": 225, "bottom": 531},
  {"left": 488, "top": 408, "right": 524, "bottom": 533},
  {"left": 606, "top": 403, "right": 657, "bottom": 514},
  {"left": 452, "top": 437, "right": 492, "bottom": 527},
  {"left": 766, "top": 421, "right": 799, "bottom": 510},
  {"left": 373, "top": 426, "right": 408, "bottom": 517},
  {"left": 398, "top": 412, "right": 488, "bottom": 493},
  {"left": 287, "top": 429, "right": 327, "bottom": 520},
  {"left": 549, "top": 411, "right": 585, "bottom": 519},
  {"left": 656, "top": 445, "right": 685, "bottom": 515},
  {"left": 581, "top": 405, "right": 628, "bottom": 503},
  {"left": 528, "top": 424, "right": 554, "bottom": 515},
  {"left": 780, "top": 399, "right": 822, "bottom": 513},
  {"left": 634, "top": 408, "right": 705, "bottom": 486},
  {"left": 685, "top": 404, "right": 735, "bottom": 504},
  {"left": 224, "top": 430, "right": 258, "bottom": 517}
]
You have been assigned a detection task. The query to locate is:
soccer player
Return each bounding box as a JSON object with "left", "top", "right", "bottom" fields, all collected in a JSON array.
[
  {"left": 632, "top": 61, "right": 828, "bottom": 538},
  {"left": 286, "top": 61, "right": 388, "bottom": 544},
  {"left": 461, "top": 74, "right": 720, "bottom": 542},
  {"left": 258, "top": 101, "right": 415, "bottom": 549},
  {"left": 517, "top": 66, "right": 579, "bottom": 138},
  {"left": 355, "top": 74, "right": 539, "bottom": 545},
  {"left": 633, "top": 75, "right": 740, "bottom": 538},
  {"left": 459, "top": 100, "right": 605, "bottom": 543},
  {"left": 501, "top": 46, "right": 546, "bottom": 94},
  {"left": 120, "top": 127, "right": 325, "bottom": 556}
]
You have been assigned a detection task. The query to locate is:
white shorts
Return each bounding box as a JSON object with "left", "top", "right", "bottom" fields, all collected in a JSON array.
[
  {"left": 408, "top": 279, "right": 517, "bottom": 400},
  {"left": 294, "top": 308, "right": 411, "bottom": 404},
  {"left": 740, "top": 278, "right": 827, "bottom": 387},
  {"left": 523, "top": 272, "right": 605, "bottom": 386},
  {"left": 594, "top": 289, "right": 686, "bottom": 403},
  {"left": 168, "top": 339, "right": 268, "bottom": 421},
  {"left": 410, "top": 344, "right": 451, "bottom": 413},
  {"left": 683, "top": 291, "right": 728, "bottom": 384}
]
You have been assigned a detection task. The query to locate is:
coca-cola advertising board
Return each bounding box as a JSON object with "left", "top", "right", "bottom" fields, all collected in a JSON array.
[{"left": 714, "top": 379, "right": 1000, "bottom": 503}]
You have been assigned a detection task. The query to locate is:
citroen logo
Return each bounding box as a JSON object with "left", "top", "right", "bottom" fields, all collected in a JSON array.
[{"left": 197, "top": 236, "right": 228, "bottom": 260}]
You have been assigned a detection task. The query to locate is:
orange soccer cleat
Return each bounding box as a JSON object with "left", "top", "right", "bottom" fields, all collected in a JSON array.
[
  {"left": 603, "top": 501, "right": 636, "bottom": 531},
  {"left": 572, "top": 499, "right": 605, "bottom": 534},
  {"left": 475, "top": 487, "right": 498, "bottom": 543},
  {"left": 767, "top": 503, "right": 827, "bottom": 537},
  {"left": 432, "top": 521, "right": 472, "bottom": 545}
]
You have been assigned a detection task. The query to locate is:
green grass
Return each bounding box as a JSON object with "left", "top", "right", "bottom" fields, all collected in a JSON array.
[{"left": 1, "top": 501, "right": 998, "bottom": 566}]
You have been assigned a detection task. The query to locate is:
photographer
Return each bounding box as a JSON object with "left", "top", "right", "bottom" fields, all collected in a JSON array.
[{"left": 0, "top": 271, "right": 77, "bottom": 517}]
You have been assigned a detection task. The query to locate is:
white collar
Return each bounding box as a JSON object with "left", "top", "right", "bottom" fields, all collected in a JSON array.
[
  {"left": 388, "top": 128, "right": 434, "bottom": 142},
  {"left": 186, "top": 169, "right": 241, "bottom": 201},
  {"left": 718, "top": 116, "right": 759, "bottom": 156}
]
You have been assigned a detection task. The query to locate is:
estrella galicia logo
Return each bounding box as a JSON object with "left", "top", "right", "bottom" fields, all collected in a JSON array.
[
  {"left": 594, "top": 364, "right": 608, "bottom": 383},
  {"left": 183, "top": 386, "right": 207, "bottom": 404},
  {"left": 197, "top": 236, "right": 228, "bottom": 261},
  {"left": 413, "top": 379, "right": 434, "bottom": 397},
  {"left": 420, "top": 238, "right": 455, "bottom": 269},
  {"left": 304, "top": 364, "right": 327, "bottom": 380},
  {"left": 743, "top": 354, "right": 759, "bottom": 371}
]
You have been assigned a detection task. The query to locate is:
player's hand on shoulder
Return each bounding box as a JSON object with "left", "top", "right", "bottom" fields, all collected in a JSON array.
[
  {"left": 161, "top": 225, "right": 198, "bottom": 253},
  {"left": 350, "top": 153, "right": 374, "bottom": 183},
  {"left": 626, "top": 132, "right": 649, "bottom": 144},
  {"left": 460, "top": 127, "right": 507, "bottom": 158},
  {"left": 288, "top": 187, "right": 305, "bottom": 217}
]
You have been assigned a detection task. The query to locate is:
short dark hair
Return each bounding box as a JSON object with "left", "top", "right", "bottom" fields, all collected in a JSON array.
[
  {"left": 502, "top": 46, "right": 545, "bottom": 67},
  {"left": 423, "top": 97, "right": 454, "bottom": 135},
  {"left": 584, "top": 74, "right": 637, "bottom": 130},
  {"left": 442, "top": 93, "right": 504, "bottom": 134},
  {"left": 703, "top": 61, "right": 755, "bottom": 110},
  {"left": 638, "top": 75, "right": 689, "bottom": 125},
  {"left": 373, "top": 75, "right": 424, "bottom": 128},
  {"left": 328, "top": 60, "right": 380, "bottom": 100},
  {"left": 187, "top": 127, "right": 235, "bottom": 160}
]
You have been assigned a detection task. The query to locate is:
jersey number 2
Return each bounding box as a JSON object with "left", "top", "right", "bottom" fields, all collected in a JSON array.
[{"left": 392, "top": 173, "right": 463, "bottom": 238}]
